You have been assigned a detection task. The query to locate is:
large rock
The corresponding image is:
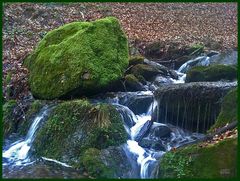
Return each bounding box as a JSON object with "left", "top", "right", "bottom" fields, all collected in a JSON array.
[
  {"left": 25, "top": 17, "right": 129, "bottom": 99},
  {"left": 153, "top": 82, "right": 237, "bottom": 133},
  {"left": 32, "top": 100, "right": 128, "bottom": 168}
]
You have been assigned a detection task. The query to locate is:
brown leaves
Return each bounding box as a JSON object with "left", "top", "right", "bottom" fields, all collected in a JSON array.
[{"left": 198, "top": 129, "right": 238, "bottom": 148}]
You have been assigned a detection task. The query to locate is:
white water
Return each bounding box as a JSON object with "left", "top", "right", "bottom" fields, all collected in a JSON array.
[
  {"left": 178, "top": 56, "right": 210, "bottom": 73},
  {"left": 42, "top": 157, "right": 72, "bottom": 168},
  {"left": 3, "top": 106, "right": 50, "bottom": 164}
]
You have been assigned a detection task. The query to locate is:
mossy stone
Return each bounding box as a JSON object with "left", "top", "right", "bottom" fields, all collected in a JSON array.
[
  {"left": 128, "top": 56, "right": 144, "bottom": 66},
  {"left": 159, "top": 138, "right": 237, "bottom": 178},
  {"left": 131, "top": 64, "right": 162, "bottom": 80},
  {"left": 208, "top": 88, "right": 237, "bottom": 132},
  {"left": 32, "top": 100, "right": 127, "bottom": 166},
  {"left": 25, "top": 17, "right": 129, "bottom": 99},
  {"left": 81, "top": 148, "right": 114, "bottom": 178},
  {"left": 186, "top": 65, "right": 237, "bottom": 82}
]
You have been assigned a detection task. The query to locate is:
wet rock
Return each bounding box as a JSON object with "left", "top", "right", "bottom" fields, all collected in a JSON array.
[
  {"left": 154, "top": 81, "right": 237, "bottom": 133},
  {"left": 139, "top": 138, "right": 165, "bottom": 151},
  {"left": 209, "top": 50, "right": 237, "bottom": 65},
  {"left": 130, "top": 64, "right": 164, "bottom": 81},
  {"left": 150, "top": 125, "right": 172, "bottom": 139},
  {"left": 124, "top": 74, "right": 146, "bottom": 91},
  {"left": 135, "top": 120, "right": 153, "bottom": 142}
]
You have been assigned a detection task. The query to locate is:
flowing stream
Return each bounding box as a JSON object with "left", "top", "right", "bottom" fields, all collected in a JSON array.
[{"left": 3, "top": 57, "right": 213, "bottom": 178}]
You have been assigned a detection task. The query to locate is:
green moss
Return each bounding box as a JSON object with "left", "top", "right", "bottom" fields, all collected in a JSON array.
[
  {"left": 3, "top": 100, "right": 17, "bottom": 138},
  {"left": 128, "top": 56, "right": 144, "bottom": 66},
  {"left": 81, "top": 148, "right": 114, "bottom": 178},
  {"left": 24, "top": 17, "right": 129, "bottom": 99},
  {"left": 159, "top": 138, "right": 237, "bottom": 178},
  {"left": 209, "top": 88, "right": 237, "bottom": 132},
  {"left": 186, "top": 65, "right": 237, "bottom": 82},
  {"left": 125, "top": 74, "right": 139, "bottom": 83},
  {"left": 33, "top": 100, "right": 127, "bottom": 165}
]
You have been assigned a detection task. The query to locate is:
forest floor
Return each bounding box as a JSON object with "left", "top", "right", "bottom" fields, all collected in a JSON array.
[{"left": 2, "top": 2, "right": 237, "bottom": 100}]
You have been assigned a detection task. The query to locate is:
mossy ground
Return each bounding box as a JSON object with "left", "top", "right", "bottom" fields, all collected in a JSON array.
[
  {"left": 209, "top": 88, "right": 237, "bottom": 132},
  {"left": 186, "top": 65, "right": 237, "bottom": 82},
  {"left": 3, "top": 100, "right": 17, "bottom": 138},
  {"left": 32, "top": 100, "right": 127, "bottom": 168},
  {"left": 159, "top": 137, "right": 237, "bottom": 178},
  {"left": 25, "top": 17, "right": 128, "bottom": 99}
]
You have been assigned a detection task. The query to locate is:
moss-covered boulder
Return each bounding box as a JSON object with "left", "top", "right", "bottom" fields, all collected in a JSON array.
[
  {"left": 32, "top": 100, "right": 128, "bottom": 168},
  {"left": 209, "top": 88, "right": 237, "bottom": 132},
  {"left": 25, "top": 17, "right": 129, "bottom": 99},
  {"left": 186, "top": 65, "right": 237, "bottom": 82},
  {"left": 158, "top": 138, "right": 237, "bottom": 178}
]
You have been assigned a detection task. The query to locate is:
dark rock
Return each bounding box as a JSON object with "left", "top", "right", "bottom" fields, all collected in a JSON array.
[
  {"left": 130, "top": 64, "right": 164, "bottom": 81},
  {"left": 150, "top": 125, "right": 172, "bottom": 138},
  {"left": 124, "top": 74, "right": 146, "bottom": 91},
  {"left": 206, "top": 50, "right": 219, "bottom": 57},
  {"left": 154, "top": 82, "right": 237, "bottom": 133},
  {"left": 135, "top": 120, "right": 153, "bottom": 142},
  {"left": 139, "top": 138, "right": 165, "bottom": 151}
]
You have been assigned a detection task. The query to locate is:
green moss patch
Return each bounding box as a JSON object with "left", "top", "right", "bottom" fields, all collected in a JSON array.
[
  {"left": 159, "top": 138, "right": 237, "bottom": 178},
  {"left": 3, "top": 100, "right": 18, "bottom": 138},
  {"left": 186, "top": 65, "right": 237, "bottom": 82},
  {"left": 128, "top": 56, "right": 144, "bottom": 66},
  {"left": 32, "top": 100, "right": 127, "bottom": 166},
  {"left": 25, "top": 17, "right": 128, "bottom": 99},
  {"left": 209, "top": 88, "right": 237, "bottom": 132}
]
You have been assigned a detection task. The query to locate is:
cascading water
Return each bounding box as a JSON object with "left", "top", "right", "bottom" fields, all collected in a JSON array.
[
  {"left": 3, "top": 106, "right": 51, "bottom": 166},
  {"left": 104, "top": 91, "right": 204, "bottom": 178}
]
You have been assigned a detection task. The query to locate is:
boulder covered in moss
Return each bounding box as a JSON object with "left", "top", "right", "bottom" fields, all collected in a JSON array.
[
  {"left": 186, "top": 65, "right": 237, "bottom": 82},
  {"left": 209, "top": 88, "right": 237, "bottom": 132},
  {"left": 158, "top": 137, "right": 237, "bottom": 178},
  {"left": 32, "top": 100, "right": 128, "bottom": 168},
  {"left": 25, "top": 17, "right": 129, "bottom": 99}
]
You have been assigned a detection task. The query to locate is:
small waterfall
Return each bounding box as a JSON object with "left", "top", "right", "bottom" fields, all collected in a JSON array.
[
  {"left": 3, "top": 106, "right": 51, "bottom": 165},
  {"left": 178, "top": 56, "right": 210, "bottom": 73},
  {"left": 112, "top": 92, "right": 204, "bottom": 178}
]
